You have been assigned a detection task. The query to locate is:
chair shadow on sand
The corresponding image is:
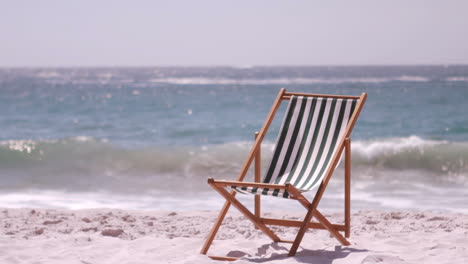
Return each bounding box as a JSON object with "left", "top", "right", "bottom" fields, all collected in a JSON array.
[{"left": 227, "top": 243, "right": 368, "bottom": 263}]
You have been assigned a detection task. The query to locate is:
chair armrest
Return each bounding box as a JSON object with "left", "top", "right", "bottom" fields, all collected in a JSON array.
[{"left": 207, "top": 178, "right": 288, "bottom": 190}]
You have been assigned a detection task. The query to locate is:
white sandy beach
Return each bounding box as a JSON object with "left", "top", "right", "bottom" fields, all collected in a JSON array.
[{"left": 1, "top": 208, "right": 467, "bottom": 264}]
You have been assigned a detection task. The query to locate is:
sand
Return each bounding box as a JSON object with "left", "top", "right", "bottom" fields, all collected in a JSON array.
[{"left": 1, "top": 208, "right": 467, "bottom": 264}]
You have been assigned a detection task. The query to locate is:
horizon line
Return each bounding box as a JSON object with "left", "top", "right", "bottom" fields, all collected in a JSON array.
[{"left": 1, "top": 63, "right": 468, "bottom": 69}]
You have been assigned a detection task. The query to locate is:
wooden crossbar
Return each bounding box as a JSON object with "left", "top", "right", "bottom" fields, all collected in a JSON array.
[
  {"left": 283, "top": 91, "right": 361, "bottom": 99},
  {"left": 261, "top": 217, "right": 347, "bottom": 231}
]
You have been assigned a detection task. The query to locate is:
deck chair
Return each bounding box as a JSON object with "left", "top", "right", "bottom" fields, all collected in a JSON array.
[{"left": 201, "top": 88, "right": 367, "bottom": 261}]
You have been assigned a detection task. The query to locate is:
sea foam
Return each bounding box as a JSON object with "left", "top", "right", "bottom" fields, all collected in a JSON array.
[{"left": 0, "top": 136, "right": 466, "bottom": 193}]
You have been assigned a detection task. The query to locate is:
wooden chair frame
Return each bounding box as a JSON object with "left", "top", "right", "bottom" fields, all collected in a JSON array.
[{"left": 200, "top": 88, "right": 367, "bottom": 261}]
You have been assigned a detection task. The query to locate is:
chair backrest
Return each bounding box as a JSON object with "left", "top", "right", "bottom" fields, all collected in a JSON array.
[{"left": 261, "top": 95, "right": 359, "bottom": 197}]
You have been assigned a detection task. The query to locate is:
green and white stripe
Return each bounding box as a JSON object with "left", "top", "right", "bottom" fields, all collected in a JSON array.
[{"left": 232, "top": 95, "right": 357, "bottom": 198}]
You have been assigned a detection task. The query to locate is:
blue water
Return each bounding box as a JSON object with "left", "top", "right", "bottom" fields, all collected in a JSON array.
[{"left": 0, "top": 66, "right": 467, "bottom": 212}]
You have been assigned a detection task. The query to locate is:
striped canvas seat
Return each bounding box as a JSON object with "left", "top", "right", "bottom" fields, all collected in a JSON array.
[{"left": 232, "top": 95, "right": 358, "bottom": 198}]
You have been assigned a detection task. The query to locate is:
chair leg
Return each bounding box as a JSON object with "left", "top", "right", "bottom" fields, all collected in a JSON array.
[
  {"left": 288, "top": 205, "right": 316, "bottom": 256},
  {"left": 210, "top": 183, "right": 281, "bottom": 242},
  {"left": 287, "top": 184, "right": 350, "bottom": 256},
  {"left": 313, "top": 210, "right": 350, "bottom": 246},
  {"left": 200, "top": 197, "right": 233, "bottom": 254},
  {"left": 344, "top": 138, "right": 351, "bottom": 238},
  {"left": 254, "top": 132, "right": 261, "bottom": 226}
]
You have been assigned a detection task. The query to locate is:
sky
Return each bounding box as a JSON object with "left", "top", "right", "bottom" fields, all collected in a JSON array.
[{"left": 1, "top": 0, "right": 468, "bottom": 67}]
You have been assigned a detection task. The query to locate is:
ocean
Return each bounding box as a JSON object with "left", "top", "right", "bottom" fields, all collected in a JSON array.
[{"left": 0, "top": 66, "right": 467, "bottom": 212}]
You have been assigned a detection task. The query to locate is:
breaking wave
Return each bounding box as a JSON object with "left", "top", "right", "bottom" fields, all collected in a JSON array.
[{"left": 1, "top": 136, "right": 467, "bottom": 193}]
